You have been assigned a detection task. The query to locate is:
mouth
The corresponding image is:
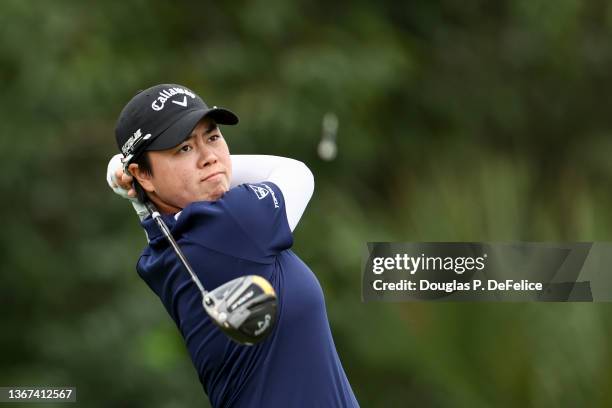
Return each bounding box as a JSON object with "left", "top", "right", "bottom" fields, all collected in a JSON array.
[{"left": 202, "top": 171, "right": 224, "bottom": 182}]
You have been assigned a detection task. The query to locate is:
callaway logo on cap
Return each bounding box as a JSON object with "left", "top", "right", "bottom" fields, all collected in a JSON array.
[
  {"left": 115, "top": 83, "right": 239, "bottom": 170},
  {"left": 150, "top": 86, "right": 196, "bottom": 111}
]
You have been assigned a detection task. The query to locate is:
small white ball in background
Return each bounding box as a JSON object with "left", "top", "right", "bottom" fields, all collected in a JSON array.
[{"left": 318, "top": 139, "right": 337, "bottom": 161}]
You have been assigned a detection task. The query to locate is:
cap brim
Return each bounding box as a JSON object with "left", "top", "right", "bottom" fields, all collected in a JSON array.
[{"left": 146, "top": 107, "right": 239, "bottom": 151}]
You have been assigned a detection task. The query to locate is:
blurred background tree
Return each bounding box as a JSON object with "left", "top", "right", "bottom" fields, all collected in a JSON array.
[{"left": 2, "top": 0, "right": 612, "bottom": 406}]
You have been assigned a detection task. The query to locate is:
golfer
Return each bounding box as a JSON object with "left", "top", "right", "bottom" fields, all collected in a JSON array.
[{"left": 107, "top": 84, "right": 359, "bottom": 407}]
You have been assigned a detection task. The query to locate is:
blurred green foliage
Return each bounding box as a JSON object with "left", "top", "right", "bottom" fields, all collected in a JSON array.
[{"left": 2, "top": 0, "right": 612, "bottom": 407}]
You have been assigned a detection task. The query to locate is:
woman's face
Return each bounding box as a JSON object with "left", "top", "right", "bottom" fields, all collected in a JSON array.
[{"left": 132, "top": 117, "right": 232, "bottom": 213}]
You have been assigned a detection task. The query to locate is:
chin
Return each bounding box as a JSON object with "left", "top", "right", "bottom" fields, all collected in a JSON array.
[
  {"left": 207, "top": 191, "right": 225, "bottom": 201},
  {"left": 199, "top": 181, "right": 229, "bottom": 202}
]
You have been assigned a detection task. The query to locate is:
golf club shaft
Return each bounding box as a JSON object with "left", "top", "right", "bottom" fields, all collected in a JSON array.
[{"left": 145, "top": 202, "right": 208, "bottom": 296}]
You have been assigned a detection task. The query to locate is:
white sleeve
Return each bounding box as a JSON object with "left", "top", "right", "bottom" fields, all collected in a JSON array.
[{"left": 230, "top": 155, "right": 314, "bottom": 232}]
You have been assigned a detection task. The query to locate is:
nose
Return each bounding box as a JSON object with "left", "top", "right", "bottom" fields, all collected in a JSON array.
[{"left": 197, "top": 143, "right": 218, "bottom": 168}]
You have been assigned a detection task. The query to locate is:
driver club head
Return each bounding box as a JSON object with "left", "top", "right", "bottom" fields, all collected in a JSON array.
[{"left": 203, "top": 275, "right": 278, "bottom": 345}]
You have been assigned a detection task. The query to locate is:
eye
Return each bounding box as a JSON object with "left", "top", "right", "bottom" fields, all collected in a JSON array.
[
  {"left": 208, "top": 134, "right": 221, "bottom": 142},
  {"left": 178, "top": 144, "right": 192, "bottom": 153}
]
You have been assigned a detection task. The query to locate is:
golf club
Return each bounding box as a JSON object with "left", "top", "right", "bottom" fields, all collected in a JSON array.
[{"left": 144, "top": 201, "right": 278, "bottom": 345}]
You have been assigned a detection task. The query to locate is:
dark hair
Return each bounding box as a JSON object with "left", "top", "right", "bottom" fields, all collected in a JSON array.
[{"left": 131, "top": 152, "right": 153, "bottom": 203}]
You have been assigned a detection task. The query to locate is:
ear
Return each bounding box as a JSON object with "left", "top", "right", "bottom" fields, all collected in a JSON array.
[{"left": 128, "top": 163, "right": 155, "bottom": 193}]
